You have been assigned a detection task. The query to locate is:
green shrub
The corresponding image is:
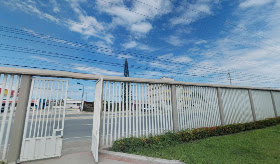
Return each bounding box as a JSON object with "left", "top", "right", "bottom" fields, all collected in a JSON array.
[{"left": 112, "top": 117, "right": 280, "bottom": 153}]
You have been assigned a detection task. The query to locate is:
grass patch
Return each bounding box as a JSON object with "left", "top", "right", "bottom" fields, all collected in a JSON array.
[{"left": 132, "top": 124, "right": 280, "bottom": 163}]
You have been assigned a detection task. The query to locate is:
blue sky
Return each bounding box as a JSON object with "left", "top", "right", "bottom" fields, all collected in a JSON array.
[{"left": 1, "top": 0, "right": 280, "bottom": 99}]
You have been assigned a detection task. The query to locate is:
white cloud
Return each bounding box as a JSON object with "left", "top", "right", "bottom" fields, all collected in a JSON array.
[
  {"left": 73, "top": 64, "right": 122, "bottom": 76},
  {"left": 165, "top": 35, "right": 189, "bottom": 47},
  {"left": 4, "top": 1, "right": 60, "bottom": 23},
  {"left": 122, "top": 41, "right": 153, "bottom": 51},
  {"left": 239, "top": 0, "right": 274, "bottom": 9},
  {"left": 50, "top": 0, "right": 60, "bottom": 13},
  {"left": 122, "top": 41, "right": 137, "bottom": 49},
  {"left": 158, "top": 53, "right": 192, "bottom": 64},
  {"left": 195, "top": 40, "right": 208, "bottom": 45},
  {"left": 183, "top": 3, "right": 280, "bottom": 87},
  {"left": 169, "top": 0, "right": 217, "bottom": 26},
  {"left": 130, "top": 22, "right": 152, "bottom": 33},
  {"left": 96, "top": 0, "right": 172, "bottom": 34},
  {"left": 68, "top": 15, "right": 104, "bottom": 36},
  {"left": 67, "top": 15, "right": 114, "bottom": 44}
]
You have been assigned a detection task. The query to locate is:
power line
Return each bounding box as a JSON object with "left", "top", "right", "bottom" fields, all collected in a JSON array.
[
  {"left": 0, "top": 44, "right": 279, "bottom": 86},
  {"left": 1, "top": 28, "right": 279, "bottom": 82},
  {"left": 1, "top": 25, "right": 279, "bottom": 74}
]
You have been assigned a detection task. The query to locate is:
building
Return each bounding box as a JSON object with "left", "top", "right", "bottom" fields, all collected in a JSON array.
[{"left": 66, "top": 98, "right": 83, "bottom": 109}]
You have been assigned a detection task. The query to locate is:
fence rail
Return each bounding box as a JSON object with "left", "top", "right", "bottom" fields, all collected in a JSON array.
[{"left": 0, "top": 67, "right": 279, "bottom": 91}]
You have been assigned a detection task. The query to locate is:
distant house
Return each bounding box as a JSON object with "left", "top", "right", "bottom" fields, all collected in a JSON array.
[{"left": 66, "top": 98, "right": 83, "bottom": 109}]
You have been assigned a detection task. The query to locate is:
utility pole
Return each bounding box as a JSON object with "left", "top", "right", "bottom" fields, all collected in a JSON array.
[
  {"left": 124, "top": 59, "right": 129, "bottom": 105},
  {"left": 124, "top": 59, "right": 129, "bottom": 77},
  {"left": 77, "top": 82, "right": 84, "bottom": 111},
  {"left": 227, "top": 72, "right": 232, "bottom": 85}
]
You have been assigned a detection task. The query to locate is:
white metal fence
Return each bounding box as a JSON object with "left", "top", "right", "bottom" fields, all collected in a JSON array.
[
  {"left": 0, "top": 74, "right": 21, "bottom": 161},
  {"left": 100, "top": 82, "right": 280, "bottom": 148},
  {"left": 272, "top": 91, "right": 280, "bottom": 116},
  {"left": 0, "top": 67, "right": 280, "bottom": 163},
  {"left": 220, "top": 88, "right": 253, "bottom": 125},
  {"left": 176, "top": 86, "right": 221, "bottom": 130},
  {"left": 100, "top": 82, "right": 173, "bottom": 147}
]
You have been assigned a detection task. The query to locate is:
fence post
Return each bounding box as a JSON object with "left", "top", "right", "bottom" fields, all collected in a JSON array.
[
  {"left": 248, "top": 89, "right": 257, "bottom": 121},
  {"left": 7, "top": 75, "right": 32, "bottom": 164},
  {"left": 270, "top": 91, "right": 278, "bottom": 117},
  {"left": 216, "top": 88, "right": 225, "bottom": 126},
  {"left": 171, "top": 85, "right": 179, "bottom": 133}
]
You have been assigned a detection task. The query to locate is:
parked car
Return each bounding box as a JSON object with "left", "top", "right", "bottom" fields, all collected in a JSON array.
[{"left": 1, "top": 106, "right": 4, "bottom": 112}]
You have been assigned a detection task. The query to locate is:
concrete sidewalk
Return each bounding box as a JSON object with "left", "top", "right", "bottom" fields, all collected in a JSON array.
[
  {"left": 23, "top": 151, "right": 149, "bottom": 164},
  {"left": 22, "top": 138, "right": 150, "bottom": 164}
]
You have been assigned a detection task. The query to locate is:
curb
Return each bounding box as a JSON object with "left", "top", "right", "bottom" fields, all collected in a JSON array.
[{"left": 99, "top": 150, "right": 184, "bottom": 164}]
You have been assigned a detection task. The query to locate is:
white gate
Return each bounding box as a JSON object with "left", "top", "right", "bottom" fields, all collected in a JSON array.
[
  {"left": 20, "top": 78, "right": 68, "bottom": 162},
  {"left": 91, "top": 78, "right": 103, "bottom": 162},
  {"left": 0, "top": 74, "right": 21, "bottom": 162}
]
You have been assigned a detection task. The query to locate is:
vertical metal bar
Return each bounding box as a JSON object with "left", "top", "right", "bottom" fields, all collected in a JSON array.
[
  {"left": 197, "top": 87, "right": 203, "bottom": 128},
  {"left": 0, "top": 74, "right": 7, "bottom": 114},
  {"left": 112, "top": 82, "right": 115, "bottom": 142},
  {"left": 270, "top": 91, "right": 278, "bottom": 117},
  {"left": 37, "top": 80, "right": 47, "bottom": 137},
  {"left": 165, "top": 85, "right": 170, "bottom": 131},
  {"left": 114, "top": 82, "right": 118, "bottom": 142},
  {"left": 61, "top": 81, "right": 68, "bottom": 135},
  {"left": 0, "top": 75, "right": 8, "bottom": 143},
  {"left": 177, "top": 86, "right": 182, "bottom": 130},
  {"left": 157, "top": 84, "right": 160, "bottom": 134},
  {"left": 122, "top": 82, "right": 125, "bottom": 137},
  {"left": 29, "top": 80, "right": 39, "bottom": 138},
  {"left": 106, "top": 82, "right": 111, "bottom": 145},
  {"left": 140, "top": 84, "right": 143, "bottom": 136},
  {"left": 7, "top": 75, "right": 32, "bottom": 164},
  {"left": 125, "top": 82, "right": 129, "bottom": 137},
  {"left": 143, "top": 84, "right": 150, "bottom": 136},
  {"left": 118, "top": 82, "right": 121, "bottom": 139},
  {"left": 102, "top": 81, "right": 107, "bottom": 146},
  {"left": 162, "top": 85, "right": 166, "bottom": 132},
  {"left": 34, "top": 80, "right": 44, "bottom": 137},
  {"left": 167, "top": 85, "right": 172, "bottom": 131},
  {"left": 40, "top": 80, "right": 50, "bottom": 137},
  {"left": 216, "top": 88, "right": 225, "bottom": 126},
  {"left": 44, "top": 81, "right": 54, "bottom": 137},
  {"left": 147, "top": 84, "right": 151, "bottom": 135},
  {"left": 2, "top": 75, "right": 20, "bottom": 160},
  {"left": 52, "top": 81, "right": 60, "bottom": 136},
  {"left": 110, "top": 82, "right": 114, "bottom": 145},
  {"left": 141, "top": 84, "right": 144, "bottom": 136},
  {"left": 0, "top": 75, "right": 14, "bottom": 153},
  {"left": 57, "top": 81, "right": 64, "bottom": 131},
  {"left": 154, "top": 84, "right": 158, "bottom": 134},
  {"left": 204, "top": 87, "right": 211, "bottom": 127},
  {"left": 135, "top": 83, "right": 138, "bottom": 137},
  {"left": 138, "top": 84, "right": 141, "bottom": 136},
  {"left": 171, "top": 85, "right": 179, "bottom": 133},
  {"left": 128, "top": 82, "right": 131, "bottom": 137},
  {"left": 182, "top": 86, "right": 186, "bottom": 129},
  {"left": 248, "top": 89, "right": 256, "bottom": 121},
  {"left": 153, "top": 85, "right": 157, "bottom": 135},
  {"left": 159, "top": 84, "right": 163, "bottom": 133},
  {"left": 132, "top": 83, "right": 135, "bottom": 136},
  {"left": 151, "top": 84, "right": 155, "bottom": 135},
  {"left": 212, "top": 87, "right": 220, "bottom": 126}
]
